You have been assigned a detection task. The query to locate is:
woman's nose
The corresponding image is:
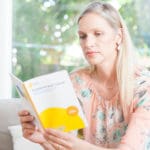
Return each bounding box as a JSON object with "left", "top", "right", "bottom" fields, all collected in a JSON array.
[{"left": 84, "top": 36, "right": 96, "bottom": 47}]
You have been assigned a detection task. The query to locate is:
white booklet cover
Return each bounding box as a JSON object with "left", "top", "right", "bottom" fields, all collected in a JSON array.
[{"left": 10, "top": 70, "right": 87, "bottom": 132}]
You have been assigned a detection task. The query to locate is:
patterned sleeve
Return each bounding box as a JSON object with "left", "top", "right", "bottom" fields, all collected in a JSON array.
[
  {"left": 118, "top": 69, "right": 150, "bottom": 150},
  {"left": 70, "top": 71, "right": 83, "bottom": 103},
  {"left": 70, "top": 70, "right": 91, "bottom": 104}
]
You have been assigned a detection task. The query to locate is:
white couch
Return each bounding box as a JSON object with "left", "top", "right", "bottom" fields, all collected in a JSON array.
[
  {"left": 0, "top": 98, "right": 22, "bottom": 150},
  {"left": 0, "top": 98, "right": 43, "bottom": 150}
]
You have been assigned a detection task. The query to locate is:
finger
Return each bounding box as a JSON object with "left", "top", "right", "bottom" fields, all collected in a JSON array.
[
  {"left": 45, "top": 128, "right": 71, "bottom": 140},
  {"left": 20, "top": 115, "right": 34, "bottom": 123},
  {"left": 44, "top": 132, "right": 72, "bottom": 149},
  {"left": 23, "top": 128, "right": 35, "bottom": 138},
  {"left": 41, "top": 142, "right": 56, "bottom": 150},
  {"left": 22, "top": 122, "right": 36, "bottom": 130},
  {"left": 47, "top": 140, "right": 66, "bottom": 150},
  {"left": 18, "top": 110, "right": 30, "bottom": 116}
]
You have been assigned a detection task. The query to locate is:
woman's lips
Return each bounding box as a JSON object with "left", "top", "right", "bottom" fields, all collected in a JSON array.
[{"left": 86, "top": 51, "right": 99, "bottom": 56}]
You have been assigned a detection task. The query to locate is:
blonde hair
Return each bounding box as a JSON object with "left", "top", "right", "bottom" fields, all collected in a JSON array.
[{"left": 78, "top": 1, "right": 136, "bottom": 121}]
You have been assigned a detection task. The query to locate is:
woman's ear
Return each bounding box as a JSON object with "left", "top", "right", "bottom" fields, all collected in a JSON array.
[
  {"left": 116, "top": 28, "right": 123, "bottom": 45},
  {"left": 115, "top": 28, "right": 123, "bottom": 51}
]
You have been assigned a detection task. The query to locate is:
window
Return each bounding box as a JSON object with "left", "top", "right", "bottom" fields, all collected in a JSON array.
[{"left": 1, "top": 0, "right": 150, "bottom": 98}]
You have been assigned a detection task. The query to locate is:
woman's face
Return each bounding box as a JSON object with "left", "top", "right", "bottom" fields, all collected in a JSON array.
[{"left": 78, "top": 12, "right": 120, "bottom": 66}]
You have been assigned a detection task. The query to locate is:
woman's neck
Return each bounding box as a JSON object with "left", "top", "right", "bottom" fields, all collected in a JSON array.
[{"left": 93, "top": 62, "right": 117, "bottom": 88}]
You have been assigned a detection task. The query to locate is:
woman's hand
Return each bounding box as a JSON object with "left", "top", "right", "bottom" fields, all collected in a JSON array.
[
  {"left": 18, "top": 110, "right": 56, "bottom": 150},
  {"left": 44, "top": 128, "right": 100, "bottom": 150},
  {"left": 18, "top": 110, "right": 46, "bottom": 143},
  {"left": 18, "top": 111, "right": 100, "bottom": 150}
]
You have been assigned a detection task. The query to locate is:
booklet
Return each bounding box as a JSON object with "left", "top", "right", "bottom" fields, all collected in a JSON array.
[{"left": 10, "top": 70, "right": 87, "bottom": 132}]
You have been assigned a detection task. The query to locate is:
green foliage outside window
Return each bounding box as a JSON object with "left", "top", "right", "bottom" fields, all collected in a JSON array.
[{"left": 12, "top": 0, "right": 150, "bottom": 90}]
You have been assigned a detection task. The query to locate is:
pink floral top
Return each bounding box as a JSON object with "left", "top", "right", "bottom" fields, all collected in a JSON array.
[{"left": 70, "top": 68, "right": 150, "bottom": 150}]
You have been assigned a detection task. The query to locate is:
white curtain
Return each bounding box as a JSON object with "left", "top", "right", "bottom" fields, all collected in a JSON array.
[{"left": 0, "top": 0, "right": 12, "bottom": 98}]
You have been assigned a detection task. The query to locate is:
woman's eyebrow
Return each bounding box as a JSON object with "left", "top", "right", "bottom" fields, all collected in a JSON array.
[
  {"left": 78, "top": 31, "right": 85, "bottom": 34},
  {"left": 78, "top": 28, "right": 102, "bottom": 33}
]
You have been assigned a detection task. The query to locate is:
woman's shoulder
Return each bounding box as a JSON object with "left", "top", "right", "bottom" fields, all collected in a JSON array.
[
  {"left": 69, "top": 67, "right": 93, "bottom": 102},
  {"left": 69, "top": 66, "right": 93, "bottom": 89},
  {"left": 69, "top": 66, "right": 91, "bottom": 80}
]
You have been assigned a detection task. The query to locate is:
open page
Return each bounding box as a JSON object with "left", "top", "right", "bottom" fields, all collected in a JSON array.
[
  {"left": 10, "top": 73, "right": 25, "bottom": 98},
  {"left": 10, "top": 70, "right": 87, "bottom": 132},
  {"left": 10, "top": 73, "right": 41, "bottom": 127}
]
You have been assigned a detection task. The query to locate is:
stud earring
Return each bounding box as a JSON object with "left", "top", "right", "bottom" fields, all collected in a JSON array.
[{"left": 116, "top": 43, "right": 121, "bottom": 51}]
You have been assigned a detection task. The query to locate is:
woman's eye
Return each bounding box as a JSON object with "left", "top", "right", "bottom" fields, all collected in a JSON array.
[
  {"left": 95, "top": 32, "right": 102, "bottom": 36},
  {"left": 79, "top": 35, "right": 86, "bottom": 39}
]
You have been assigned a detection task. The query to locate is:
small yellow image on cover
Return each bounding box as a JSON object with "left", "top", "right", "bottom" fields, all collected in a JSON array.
[{"left": 39, "top": 106, "right": 85, "bottom": 132}]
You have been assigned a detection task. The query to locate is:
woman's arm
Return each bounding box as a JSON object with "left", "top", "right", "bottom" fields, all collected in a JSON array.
[
  {"left": 43, "top": 77, "right": 150, "bottom": 150},
  {"left": 43, "top": 104, "right": 150, "bottom": 150},
  {"left": 44, "top": 128, "right": 118, "bottom": 150}
]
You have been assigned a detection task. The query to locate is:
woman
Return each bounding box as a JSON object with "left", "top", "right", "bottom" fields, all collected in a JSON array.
[{"left": 19, "top": 1, "right": 150, "bottom": 150}]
